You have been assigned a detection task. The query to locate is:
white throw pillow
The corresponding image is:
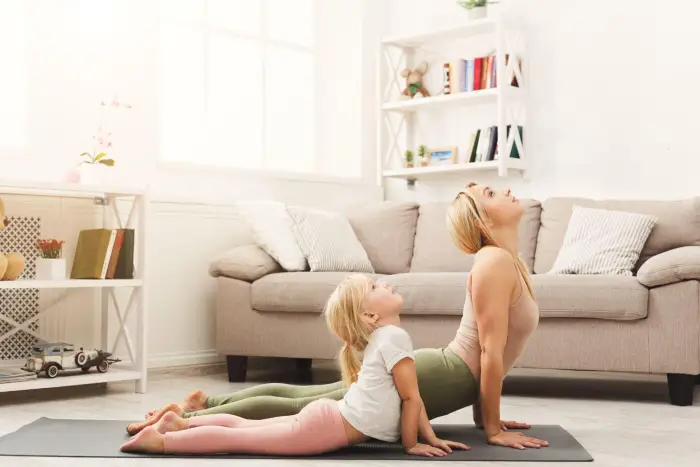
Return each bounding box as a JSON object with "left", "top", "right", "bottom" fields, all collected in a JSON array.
[
  {"left": 235, "top": 201, "right": 307, "bottom": 271},
  {"left": 287, "top": 205, "right": 375, "bottom": 273},
  {"left": 548, "top": 206, "right": 657, "bottom": 275}
]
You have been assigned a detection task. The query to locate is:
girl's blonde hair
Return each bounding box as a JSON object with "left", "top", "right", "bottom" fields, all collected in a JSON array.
[
  {"left": 323, "top": 274, "right": 373, "bottom": 387},
  {"left": 446, "top": 182, "right": 535, "bottom": 299}
]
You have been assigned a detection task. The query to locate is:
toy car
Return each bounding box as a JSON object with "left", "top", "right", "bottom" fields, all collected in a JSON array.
[{"left": 21, "top": 342, "right": 121, "bottom": 378}]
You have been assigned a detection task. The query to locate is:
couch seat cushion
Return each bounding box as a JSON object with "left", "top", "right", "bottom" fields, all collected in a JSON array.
[
  {"left": 381, "top": 273, "right": 468, "bottom": 316},
  {"left": 252, "top": 272, "right": 384, "bottom": 313},
  {"left": 532, "top": 274, "right": 648, "bottom": 320}
]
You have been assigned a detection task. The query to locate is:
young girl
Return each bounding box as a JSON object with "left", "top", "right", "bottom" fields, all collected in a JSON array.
[{"left": 120, "top": 274, "right": 470, "bottom": 457}]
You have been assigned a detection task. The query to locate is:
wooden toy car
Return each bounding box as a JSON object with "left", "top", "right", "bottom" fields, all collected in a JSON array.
[{"left": 21, "top": 342, "right": 121, "bottom": 378}]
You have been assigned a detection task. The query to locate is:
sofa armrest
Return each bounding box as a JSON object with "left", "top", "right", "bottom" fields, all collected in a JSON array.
[
  {"left": 209, "top": 244, "right": 282, "bottom": 282},
  {"left": 637, "top": 246, "right": 700, "bottom": 287}
]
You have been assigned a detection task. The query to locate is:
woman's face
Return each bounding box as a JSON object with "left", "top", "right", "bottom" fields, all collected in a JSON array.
[
  {"left": 363, "top": 279, "right": 403, "bottom": 319},
  {"left": 469, "top": 184, "right": 524, "bottom": 227}
]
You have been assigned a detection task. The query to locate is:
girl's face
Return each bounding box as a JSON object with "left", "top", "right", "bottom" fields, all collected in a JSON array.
[{"left": 362, "top": 279, "right": 403, "bottom": 322}]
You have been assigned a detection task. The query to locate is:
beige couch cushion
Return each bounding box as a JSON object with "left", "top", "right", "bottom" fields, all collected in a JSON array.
[
  {"left": 381, "top": 272, "right": 468, "bottom": 316},
  {"left": 410, "top": 200, "right": 542, "bottom": 273},
  {"left": 252, "top": 272, "right": 384, "bottom": 313},
  {"left": 346, "top": 201, "right": 419, "bottom": 274},
  {"left": 637, "top": 246, "right": 700, "bottom": 287},
  {"left": 532, "top": 274, "right": 648, "bottom": 320},
  {"left": 209, "top": 244, "right": 282, "bottom": 282},
  {"left": 534, "top": 197, "right": 700, "bottom": 274}
]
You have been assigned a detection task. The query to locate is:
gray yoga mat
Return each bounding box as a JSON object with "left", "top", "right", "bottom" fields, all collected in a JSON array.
[{"left": 0, "top": 417, "right": 593, "bottom": 462}]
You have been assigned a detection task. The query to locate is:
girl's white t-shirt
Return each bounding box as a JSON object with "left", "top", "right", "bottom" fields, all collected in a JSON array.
[{"left": 338, "top": 325, "right": 415, "bottom": 442}]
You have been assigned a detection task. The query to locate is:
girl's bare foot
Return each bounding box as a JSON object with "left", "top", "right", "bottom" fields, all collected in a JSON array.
[
  {"left": 128, "top": 403, "right": 183, "bottom": 435},
  {"left": 154, "top": 410, "right": 189, "bottom": 434},
  {"left": 120, "top": 426, "right": 165, "bottom": 453},
  {"left": 144, "top": 390, "right": 207, "bottom": 419}
]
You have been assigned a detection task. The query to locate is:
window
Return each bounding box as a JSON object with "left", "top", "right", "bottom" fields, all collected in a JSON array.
[
  {"left": 0, "top": 0, "right": 25, "bottom": 156},
  {"left": 159, "top": 0, "right": 323, "bottom": 175}
]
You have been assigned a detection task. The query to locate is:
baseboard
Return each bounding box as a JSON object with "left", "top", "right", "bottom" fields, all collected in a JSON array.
[{"left": 148, "top": 350, "right": 224, "bottom": 369}]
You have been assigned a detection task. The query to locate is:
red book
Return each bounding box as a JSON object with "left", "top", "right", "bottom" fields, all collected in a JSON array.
[{"left": 473, "top": 58, "right": 482, "bottom": 91}]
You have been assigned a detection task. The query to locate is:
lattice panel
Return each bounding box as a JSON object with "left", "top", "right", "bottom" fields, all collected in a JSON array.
[{"left": 0, "top": 216, "right": 40, "bottom": 360}]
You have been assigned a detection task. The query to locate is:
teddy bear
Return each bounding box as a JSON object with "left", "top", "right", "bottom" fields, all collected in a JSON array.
[
  {"left": 400, "top": 61, "right": 431, "bottom": 99},
  {"left": 0, "top": 197, "right": 25, "bottom": 281}
]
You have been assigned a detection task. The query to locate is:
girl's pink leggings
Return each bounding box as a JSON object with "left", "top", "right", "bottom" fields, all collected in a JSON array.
[{"left": 164, "top": 398, "right": 349, "bottom": 456}]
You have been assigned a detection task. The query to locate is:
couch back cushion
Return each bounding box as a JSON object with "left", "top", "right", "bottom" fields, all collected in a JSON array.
[
  {"left": 345, "top": 201, "right": 419, "bottom": 274},
  {"left": 410, "top": 200, "right": 542, "bottom": 273},
  {"left": 534, "top": 197, "right": 700, "bottom": 274}
]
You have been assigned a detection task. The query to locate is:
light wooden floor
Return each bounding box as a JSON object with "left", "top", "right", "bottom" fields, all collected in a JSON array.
[{"left": 0, "top": 363, "right": 697, "bottom": 467}]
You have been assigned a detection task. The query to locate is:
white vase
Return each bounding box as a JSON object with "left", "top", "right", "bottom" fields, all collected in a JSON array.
[
  {"left": 467, "top": 6, "right": 487, "bottom": 19},
  {"left": 79, "top": 163, "right": 108, "bottom": 185},
  {"left": 35, "top": 258, "right": 67, "bottom": 280}
]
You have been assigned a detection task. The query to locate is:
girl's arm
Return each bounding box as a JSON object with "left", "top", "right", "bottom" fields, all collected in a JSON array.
[
  {"left": 469, "top": 248, "right": 516, "bottom": 439},
  {"left": 392, "top": 359, "right": 470, "bottom": 456}
]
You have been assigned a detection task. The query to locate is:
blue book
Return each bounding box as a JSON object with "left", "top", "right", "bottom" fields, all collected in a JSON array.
[{"left": 466, "top": 59, "right": 474, "bottom": 92}]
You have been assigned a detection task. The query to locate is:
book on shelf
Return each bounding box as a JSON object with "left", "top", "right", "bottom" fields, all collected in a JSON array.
[
  {"left": 465, "top": 125, "right": 523, "bottom": 163},
  {"left": 70, "top": 228, "right": 134, "bottom": 280},
  {"left": 443, "top": 54, "right": 521, "bottom": 94}
]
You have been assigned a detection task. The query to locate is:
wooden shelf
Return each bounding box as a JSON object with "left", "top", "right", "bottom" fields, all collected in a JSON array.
[
  {"left": 0, "top": 279, "right": 142, "bottom": 289},
  {"left": 382, "top": 19, "right": 496, "bottom": 47},
  {"left": 0, "top": 368, "right": 142, "bottom": 393},
  {"left": 382, "top": 87, "right": 521, "bottom": 113},
  {"left": 384, "top": 159, "right": 526, "bottom": 180},
  {"left": 0, "top": 179, "right": 146, "bottom": 198}
]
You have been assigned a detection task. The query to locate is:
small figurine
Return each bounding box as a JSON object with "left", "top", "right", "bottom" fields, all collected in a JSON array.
[
  {"left": 22, "top": 341, "right": 121, "bottom": 378},
  {"left": 400, "top": 61, "right": 431, "bottom": 99}
]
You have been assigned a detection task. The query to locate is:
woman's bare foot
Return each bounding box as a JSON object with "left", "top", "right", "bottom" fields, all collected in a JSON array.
[
  {"left": 154, "top": 410, "right": 189, "bottom": 434},
  {"left": 127, "top": 403, "right": 183, "bottom": 436},
  {"left": 120, "top": 426, "right": 165, "bottom": 453},
  {"left": 144, "top": 390, "right": 207, "bottom": 419}
]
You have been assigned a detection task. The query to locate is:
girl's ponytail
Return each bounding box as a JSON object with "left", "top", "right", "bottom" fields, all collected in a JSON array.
[{"left": 339, "top": 343, "right": 361, "bottom": 386}]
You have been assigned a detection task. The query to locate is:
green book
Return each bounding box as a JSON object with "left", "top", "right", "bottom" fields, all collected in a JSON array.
[
  {"left": 70, "top": 229, "right": 117, "bottom": 279},
  {"left": 114, "top": 229, "right": 135, "bottom": 279}
]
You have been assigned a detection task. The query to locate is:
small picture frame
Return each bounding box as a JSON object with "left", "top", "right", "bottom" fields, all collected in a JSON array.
[{"left": 427, "top": 146, "right": 457, "bottom": 166}]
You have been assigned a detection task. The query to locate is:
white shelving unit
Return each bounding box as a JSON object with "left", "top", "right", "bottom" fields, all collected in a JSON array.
[
  {"left": 0, "top": 179, "right": 149, "bottom": 394},
  {"left": 378, "top": 15, "right": 527, "bottom": 186}
]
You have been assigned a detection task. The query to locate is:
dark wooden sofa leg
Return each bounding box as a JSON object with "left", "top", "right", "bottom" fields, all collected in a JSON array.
[
  {"left": 294, "top": 358, "right": 313, "bottom": 384},
  {"left": 667, "top": 373, "right": 697, "bottom": 406},
  {"left": 226, "top": 355, "right": 248, "bottom": 383}
]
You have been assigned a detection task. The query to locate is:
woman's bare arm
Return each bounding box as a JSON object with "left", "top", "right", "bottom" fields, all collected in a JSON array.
[{"left": 470, "top": 248, "right": 517, "bottom": 439}]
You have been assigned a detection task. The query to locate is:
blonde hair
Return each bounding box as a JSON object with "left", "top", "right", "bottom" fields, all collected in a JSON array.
[
  {"left": 323, "top": 274, "right": 373, "bottom": 387},
  {"left": 447, "top": 182, "right": 535, "bottom": 299}
]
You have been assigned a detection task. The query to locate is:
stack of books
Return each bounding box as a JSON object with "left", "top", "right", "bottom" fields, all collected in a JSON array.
[
  {"left": 443, "top": 54, "right": 521, "bottom": 94},
  {"left": 70, "top": 228, "right": 135, "bottom": 279},
  {"left": 464, "top": 125, "right": 523, "bottom": 163},
  {"left": 0, "top": 366, "right": 37, "bottom": 384}
]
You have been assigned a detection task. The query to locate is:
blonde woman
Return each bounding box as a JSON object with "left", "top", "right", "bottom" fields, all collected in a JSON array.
[
  {"left": 121, "top": 275, "right": 468, "bottom": 457},
  {"left": 130, "top": 183, "right": 547, "bottom": 451}
]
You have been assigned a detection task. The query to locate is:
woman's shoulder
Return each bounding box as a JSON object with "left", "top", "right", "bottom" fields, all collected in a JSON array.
[
  {"left": 470, "top": 247, "right": 518, "bottom": 287},
  {"left": 473, "top": 246, "right": 515, "bottom": 269}
]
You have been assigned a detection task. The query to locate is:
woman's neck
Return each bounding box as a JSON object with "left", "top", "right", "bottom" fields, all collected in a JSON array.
[{"left": 489, "top": 226, "right": 520, "bottom": 258}]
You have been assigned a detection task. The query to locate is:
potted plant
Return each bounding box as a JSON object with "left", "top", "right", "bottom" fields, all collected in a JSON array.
[
  {"left": 418, "top": 145, "right": 429, "bottom": 166},
  {"left": 405, "top": 149, "right": 414, "bottom": 168},
  {"left": 35, "top": 238, "right": 66, "bottom": 280},
  {"left": 78, "top": 96, "right": 131, "bottom": 185},
  {"left": 456, "top": 0, "right": 497, "bottom": 19}
]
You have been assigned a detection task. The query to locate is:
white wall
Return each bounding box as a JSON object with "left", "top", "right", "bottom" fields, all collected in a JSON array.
[
  {"left": 0, "top": 0, "right": 381, "bottom": 368},
  {"left": 381, "top": 0, "right": 700, "bottom": 202}
]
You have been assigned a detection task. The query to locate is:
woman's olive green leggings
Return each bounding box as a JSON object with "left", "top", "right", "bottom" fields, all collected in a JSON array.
[{"left": 183, "top": 347, "right": 478, "bottom": 420}]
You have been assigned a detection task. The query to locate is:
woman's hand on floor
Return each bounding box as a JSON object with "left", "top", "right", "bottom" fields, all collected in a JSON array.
[
  {"left": 500, "top": 419, "right": 531, "bottom": 430},
  {"left": 487, "top": 430, "right": 548, "bottom": 450}
]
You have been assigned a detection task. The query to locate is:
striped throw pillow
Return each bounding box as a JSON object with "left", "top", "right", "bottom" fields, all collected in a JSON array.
[
  {"left": 287, "top": 206, "right": 375, "bottom": 273},
  {"left": 548, "top": 206, "right": 658, "bottom": 275}
]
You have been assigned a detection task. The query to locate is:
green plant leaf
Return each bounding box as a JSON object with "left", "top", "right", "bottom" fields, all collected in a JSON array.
[
  {"left": 93, "top": 152, "right": 107, "bottom": 162},
  {"left": 99, "top": 158, "right": 115, "bottom": 166},
  {"left": 79, "top": 152, "right": 94, "bottom": 161}
]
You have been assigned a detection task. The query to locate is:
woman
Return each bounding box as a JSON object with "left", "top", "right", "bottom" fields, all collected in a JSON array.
[{"left": 129, "top": 183, "right": 547, "bottom": 451}]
